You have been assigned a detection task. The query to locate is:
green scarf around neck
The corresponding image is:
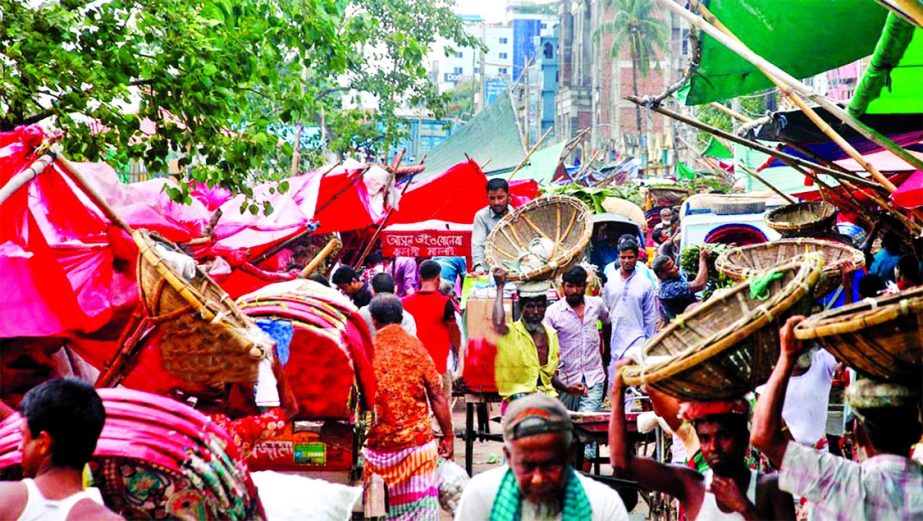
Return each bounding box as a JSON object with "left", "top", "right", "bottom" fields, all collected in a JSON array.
[{"left": 489, "top": 466, "right": 592, "bottom": 521}]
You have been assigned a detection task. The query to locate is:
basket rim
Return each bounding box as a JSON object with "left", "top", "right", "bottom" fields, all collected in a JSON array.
[
  {"left": 764, "top": 201, "right": 838, "bottom": 232},
  {"left": 484, "top": 194, "right": 593, "bottom": 282},
  {"left": 134, "top": 229, "right": 248, "bottom": 323},
  {"left": 623, "top": 256, "right": 824, "bottom": 387},
  {"left": 715, "top": 238, "right": 865, "bottom": 280},
  {"left": 794, "top": 286, "right": 923, "bottom": 339}
]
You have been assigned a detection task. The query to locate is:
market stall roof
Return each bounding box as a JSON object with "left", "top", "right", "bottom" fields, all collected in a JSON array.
[
  {"left": 744, "top": 107, "right": 923, "bottom": 165},
  {"left": 512, "top": 141, "right": 567, "bottom": 184},
  {"left": 680, "top": 0, "right": 889, "bottom": 105},
  {"left": 419, "top": 91, "right": 525, "bottom": 177},
  {"left": 850, "top": 17, "right": 923, "bottom": 115}
]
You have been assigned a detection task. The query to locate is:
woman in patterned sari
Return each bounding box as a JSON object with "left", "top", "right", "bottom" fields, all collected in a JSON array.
[{"left": 364, "top": 295, "right": 454, "bottom": 520}]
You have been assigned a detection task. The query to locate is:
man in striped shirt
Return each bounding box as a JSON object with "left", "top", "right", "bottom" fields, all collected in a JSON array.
[{"left": 752, "top": 316, "right": 923, "bottom": 520}]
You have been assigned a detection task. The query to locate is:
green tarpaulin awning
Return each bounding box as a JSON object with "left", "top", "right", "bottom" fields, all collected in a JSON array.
[
  {"left": 419, "top": 91, "right": 525, "bottom": 178},
  {"left": 701, "top": 136, "right": 733, "bottom": 159},
  {"left": 512, "top": 141, "right": 567, "bottom": 184},
  {"left": 850, "top": 15, "right": 923, "bottom": 115},
  {"left": 681, "top": 0, "right": 889, "bottom": 105}
]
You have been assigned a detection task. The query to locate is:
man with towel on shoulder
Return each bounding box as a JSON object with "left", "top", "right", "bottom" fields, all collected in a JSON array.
[
  {"left": 455, "top": 394, "right": 629, "bottom": 520},
  {"left": 491, "top": 268, "right": 562, "bottom": 410}
]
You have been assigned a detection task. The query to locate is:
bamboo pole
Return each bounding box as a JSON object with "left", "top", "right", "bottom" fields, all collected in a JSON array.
[
  {"left": 56, "top": 154, "right": 135, "bottom": 235},
  {"left": 353, "top": 172, "right": 418, "bottom": 268},
  {"left": 300, "top": 236, "right": 342, "bottom": 277},
  {"left": 624, "top": 97, "right": 881, "bottom": 189},
  {"left": 576, "top": 149, "right": 603, "bottom": 179},
  {"left": 736, "top": 163, "right": 796, "bottom": 203},
  {"left": 878, "top": 0, "right": 923, "bottom": 31},
  {"left": 689, "top": 1, "right": 901, "bottom": 193},
  {"left": 507, "top": 126, "right": 554, "bottom": 181},
  {"left": 290, "top": 124, "right": 302, "bottom": 176},
  {"left": 709, "top": 102, "right": 750, "bottom": 124},
  {"left": 663, "top": 0, "right": 920, "bottom": 187},
  {"left": 0, "top": 152, "right": 56, "bottom": 205}
]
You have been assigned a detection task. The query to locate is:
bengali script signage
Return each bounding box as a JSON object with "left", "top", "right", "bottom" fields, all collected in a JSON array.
[{"left": 381, "top": 229, "right": 471, "bottom": 257}]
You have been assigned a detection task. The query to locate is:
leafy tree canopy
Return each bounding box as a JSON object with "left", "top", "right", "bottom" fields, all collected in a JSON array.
[{"left": 0, "top": 0, "right": 479, "bottom": 201}]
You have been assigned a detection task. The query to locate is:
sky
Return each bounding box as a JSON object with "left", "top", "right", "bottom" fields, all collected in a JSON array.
[{"left": 454, "top": 0, "right": 508, "bottom": 23}]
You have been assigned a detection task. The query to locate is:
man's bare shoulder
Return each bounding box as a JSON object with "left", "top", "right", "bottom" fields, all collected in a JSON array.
[
  {"left": 0, "top": 480, "right": 27, "bottom": 518},
  {"left": 69, "top": 498, "right": 124, "bottom": 521}
]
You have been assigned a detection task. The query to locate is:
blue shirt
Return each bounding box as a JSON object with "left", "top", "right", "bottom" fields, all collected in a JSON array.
[
  {"left": 870, "top": 250, "right": 901, "bottom": 283},
  {"left": 659, "top": 275, "right": 695, "bottom": 321}
]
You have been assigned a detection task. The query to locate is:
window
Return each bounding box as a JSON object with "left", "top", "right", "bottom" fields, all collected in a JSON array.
[
  {"left": 499, "top": 52, "right": 508, "bottom": 59},
  {"left": 443, "top": 73, "right": 453, "bottom": 81},
  {"left": 543, "top": 42, "right": 553, "bottom": 59},
  {"left": 499, "top": 67, "right": 508, "bottom": 74},
  {"left": 455, "top": 51, "right": 464, "bottom": 58},
  {"left": 453, "top": 67, "right": 463, "bottom": 74},
  {"left": 541, "top": 23, "right": 547, "bottom": 29},
  {"left": 499, "top": 37, "right": 508, "bottom": 44}
]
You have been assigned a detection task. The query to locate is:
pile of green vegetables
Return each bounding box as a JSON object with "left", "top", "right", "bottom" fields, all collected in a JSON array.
[{"left": 679, "top": 244, "right": 735, "bottom": 300}]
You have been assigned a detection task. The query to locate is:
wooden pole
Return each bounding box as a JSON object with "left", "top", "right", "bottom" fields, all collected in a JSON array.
[
  {"left": 689, "top": 1, "right": 901, "bottom": 193},
  {"left": 683, "top": 0, "right": 923, "bottom": 177},
  {"left": 353, "top": 173, "right": 418, "bottom": 268},
  {"left": 0, "top": 152, "right": 56, "bottom": 205},
  {"left": 56, "top": 154, "right": 135, "bottom": 235},
  {"left": 709, "top": 102, "right": 750, "bottom": 124},
  {"left": 290, "top": 124, "right": 302, "bottom": 176},
  {"left": 300, "top": 236, "right": 342, "bottom": 277},
  {"left": 736, "top": 163, "right": 796, "bottom": 203},
  {"left": 507, "top": 126, "right": 554, "bottom": 181},
  {"left": 624, "top": 97, "right": 881, "bottom": 189}
]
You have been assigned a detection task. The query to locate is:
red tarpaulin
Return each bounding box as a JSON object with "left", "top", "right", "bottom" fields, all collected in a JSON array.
[
  {"left": 893, "top": 170, "right": 923, "bottom": 209},
  {"left": 0, "top": 126, "right": 138, "bottom": 338},
  {"left": 391, "top": 159, "right": 539, "bottom": 224}
]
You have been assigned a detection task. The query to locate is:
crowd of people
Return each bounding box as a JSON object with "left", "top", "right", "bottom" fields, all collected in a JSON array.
[{"left": 0, "top": 177, "right": 920, "bottom": 521}]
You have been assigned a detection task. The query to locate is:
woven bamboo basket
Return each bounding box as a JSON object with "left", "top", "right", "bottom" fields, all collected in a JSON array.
[
  {"left": 764, "top": 201, "right": 838, "bottom": 235},
  {"left": 794, "top": 286, "right": 923, "bottom": 383},
  {"left": 716, "top": 238, "right": 864, "bottom": 298},
  {"left": 134, "top": 229, "right": 271, "bottom": 386},
  {"left": 485, "top": 195, "right": 593, "bottom": 282},
  {"left": 622, "top": 255, "right": 825, "bottom": 400}
]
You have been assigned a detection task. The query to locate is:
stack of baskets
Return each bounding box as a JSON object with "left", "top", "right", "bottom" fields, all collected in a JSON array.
[
  {"left": 795, "top": 285, "right": 923, "bottom": 384},
  {"left": 622, "top": 255, "right": 825, "bottom": 400},
  {"left": 764, "top": 201, "right": 838, "bottom": 236},
  {"left": 716, "top": 238, "right": 865, "bottom": 298},
  {"left": 484, "top": 195, "right": 593, "bottom": 282},
  {"left": 134, "top": 229, "right": 271, "bottom": 386}
]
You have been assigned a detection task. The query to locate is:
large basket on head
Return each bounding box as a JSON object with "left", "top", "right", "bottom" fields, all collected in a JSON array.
[
  {"left": 485, "top": 195, "right": 593, "bottom": 282},
  {"left": 794, "top": 286, "right": 923, "bottom": 384},
  {"left": 133, "top": 229, "right": 271, "bottom": 386},
  {"left": 622, "top": 255, "right": 825, "bottom": 400},
  {"left": 716, "top": 238, "right": 864, "bottom": 298},
  {"left": 764, "top": 201, "right": 838, "bottom": 235}
]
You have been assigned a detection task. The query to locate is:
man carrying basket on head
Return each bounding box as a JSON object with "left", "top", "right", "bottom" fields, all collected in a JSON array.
[
  {"left": 472, "top": 179, "right": 512, "bottom": 276},
  {"left": 491, "top": 268, "right": 562, "bottom": 412}
]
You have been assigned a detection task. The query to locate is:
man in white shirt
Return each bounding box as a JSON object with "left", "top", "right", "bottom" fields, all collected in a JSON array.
[
  {"left": 357, "top": 272, "right": 416, "bottom": 337},
  {"left": 455, "top": 394, "right": 629, "bottom": 521},
  {"left": 756, "top": 346, "right": 837, "bottom": 448}
]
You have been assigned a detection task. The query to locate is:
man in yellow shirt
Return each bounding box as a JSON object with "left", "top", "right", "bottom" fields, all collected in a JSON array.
[{"left": 491, "top": 269, "right": 560, "bottom": 408}]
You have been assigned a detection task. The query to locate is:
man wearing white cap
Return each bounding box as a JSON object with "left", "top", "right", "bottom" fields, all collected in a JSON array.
[
  {"left": 491, "top": 268, "right": 562, "bottom": 408},
  {"left": 455, "top": 393, "right": 629, "bottom": 520}
]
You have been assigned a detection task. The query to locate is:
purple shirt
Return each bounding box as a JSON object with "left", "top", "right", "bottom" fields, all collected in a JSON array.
[
  {"left": 543, "top": 295, "right": 610, "bottom": 388},
  {"left": 389, "top": 257, "right": 418, "bottom": 298}
]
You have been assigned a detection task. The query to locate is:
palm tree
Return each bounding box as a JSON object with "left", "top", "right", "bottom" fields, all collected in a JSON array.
[{"left": 596, "top": 0, "right": 669, "bottom": 133}]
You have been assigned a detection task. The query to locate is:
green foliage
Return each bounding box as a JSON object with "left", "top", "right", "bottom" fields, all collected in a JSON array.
[
  {"left": 0, "top": 0, "right": 478, "bottom": 202},
  {"left": 545, "top": 184, "right": 616, "bottom": 213},
  {"left": 678, "top": 243, "right": 734, "bottom": 300},
  {"left": 446, "top": 79, "right": 478, "bottom": 121}
]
